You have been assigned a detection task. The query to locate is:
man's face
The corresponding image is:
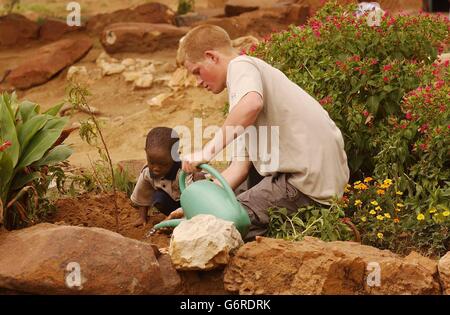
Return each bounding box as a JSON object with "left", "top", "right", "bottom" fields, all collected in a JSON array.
[{"left": 185, "top": 52, "right": 226, "bottom": 94}]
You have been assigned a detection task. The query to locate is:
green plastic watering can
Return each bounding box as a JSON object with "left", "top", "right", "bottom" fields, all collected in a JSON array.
[{"left": 149, "top": 164, "right": 251, "bottom": 237}]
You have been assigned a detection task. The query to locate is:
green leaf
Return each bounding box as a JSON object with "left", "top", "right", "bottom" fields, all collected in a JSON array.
[
  {"left": 16, "top": 117, "right": 68, "bottom": 170},
  {"left": 43, "top": 102, "right": 64, "bottom": 116},
  {"left": 33, "top": 144, "right": 73, "bottom": 167},
  {"left": 0, "top": 96, "right": 20, "bottom": 167},
  {"left": 17, "top": 115, "right": 49, "bottom": 149},
  {"left": 17, "top": 100, "right": 40, "bottom": 123},
  {"left": 10, "top": 171, "right": 41, "bottom": 191},
  {"left": 0, "top": 152, "right": 14, "bottom": 202},
  {"left": 367, "top": 95, "right": 380, "bottom": 115}
]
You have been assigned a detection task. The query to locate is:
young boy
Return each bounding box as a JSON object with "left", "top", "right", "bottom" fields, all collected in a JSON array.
[
  {"left": 177, "top": 25, "right": 350, "bottom": 241},
  {"left": 130, "top": 127, "right": 202, "bottom": 226}
]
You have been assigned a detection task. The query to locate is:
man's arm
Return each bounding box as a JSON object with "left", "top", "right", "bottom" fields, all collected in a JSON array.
[
  {"left": 182, "top": 91, "right": 263, "bottom": 173},
  {"left": 218, "top": 159, "right": 252, "bottom": 191}
]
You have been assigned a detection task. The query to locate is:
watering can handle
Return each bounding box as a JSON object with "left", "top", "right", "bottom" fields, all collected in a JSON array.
[{"left": 179, "top": 163, "right": 239, "bottom": 206}]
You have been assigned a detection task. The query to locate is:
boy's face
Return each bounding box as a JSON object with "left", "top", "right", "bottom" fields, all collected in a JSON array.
[
  {"left": 146, "top": 147, "right": 174, "bottom": 179},
  {"left": 185, "top": 51, "right": 227, "bottom": 94}
]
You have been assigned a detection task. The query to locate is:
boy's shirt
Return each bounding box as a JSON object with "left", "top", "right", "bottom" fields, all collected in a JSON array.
[
  {"left": 227, "top": 55, "right": 350, "bottom": 205},
  {"left": 131, "top": 162, "right": 193, "bottom": 207}
]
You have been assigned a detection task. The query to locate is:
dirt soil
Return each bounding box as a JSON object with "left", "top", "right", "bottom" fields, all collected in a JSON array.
[{"left": 49, "top": 191, "right": 171, "bottom": 248}]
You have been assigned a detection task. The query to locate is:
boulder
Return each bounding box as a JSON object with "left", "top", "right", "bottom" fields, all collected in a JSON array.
[
  {"left": 175, "top": 12, "right": 208, "bottom": 27},
  {"left": 2, "top": 37, "right": 92, "bottom": 90},
  {"left": 86, "top": 2, "right": 176, "bottom": 35},
  {"left": 39, "top": 18, "right": 83, "bottom": 41},
  {"left": 0, "top": 14, "right": 39, "bottom": 47},
  {"left": 225, "top": 0, "right": 259, "bottom": 17},
  {"left": 0, "top": 223, "right": 181, "bottom": 294},
  {"left": 438, "top": 252, "right": 450, "bottom": 295},
  {"left": 100, "top": 23, "right": 188, "bottom": 54},
  {"left": 286, "top": 4, "right": 310, "bottom": 25},
  {"left": 169, "top": 215, "right": 244, "bottom": 270},
  {"left": 193, "top": 6, "right": 294, "bottom": 39},
  {"left": 224, "top": 237, "right": 442, "bottom": 295}
]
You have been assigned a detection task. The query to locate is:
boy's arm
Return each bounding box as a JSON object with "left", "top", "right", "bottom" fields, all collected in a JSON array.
[{"left": 182, "top": 91, "right": 263, "bottom": 173}]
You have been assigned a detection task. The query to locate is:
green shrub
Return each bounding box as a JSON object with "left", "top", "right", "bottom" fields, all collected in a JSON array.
[
  {"left": 251, "top": 1, "right": 449, "bottom": 178},
  {"left": 0, "top": 93, "right": 72, "bottom": 229},
  {"left": 177, "top": 0, "right": 195, "bottom": 15}
]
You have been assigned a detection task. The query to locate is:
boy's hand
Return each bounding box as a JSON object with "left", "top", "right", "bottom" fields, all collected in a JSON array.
[
  {"left": 182, "top": 151, "right": 208, "bottom": 173},
  {"left": 166, "top": 207, "right": 184, "bottom": 220},
  {"left": 192, "top": 171, "right": 206, "bottom": 182}
]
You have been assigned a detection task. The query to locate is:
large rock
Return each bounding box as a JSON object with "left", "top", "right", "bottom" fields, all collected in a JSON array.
[
  {"left": 193, "top": 6, "right": 300, "bottom": 39},
  {"left": 0, "top": 223, "right": 181, "bottom": 294},
  {"left": 438, "top": 252, "right": 450, "bottom": 295},
  {"left": 101, "top": 23, "right": 188, "bottom": 54},
  {"left": 39, "top": 18, "right": 83, "bottom": 41},
  {"left": 2, "top": 37, "right": 92, "bottom": 90},
  {"left": 169, "top": 215, "right": 244, "bottom": 271},
  {"left": 224, "top": 237, "right": 442, "bottom": 295},
  {"left": 225, "top": 0, "right": 259, "bottom": 17},
  {"left": 0, "top": 14, "right": 39, "bottom": 47},
  {"left": 86, "top": 2, "right": 176, "bottom": 35}
]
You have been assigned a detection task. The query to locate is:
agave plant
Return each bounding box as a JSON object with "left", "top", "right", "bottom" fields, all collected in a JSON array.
[{"left": 0, "top": 92, "right": 73, "bottom": 229}]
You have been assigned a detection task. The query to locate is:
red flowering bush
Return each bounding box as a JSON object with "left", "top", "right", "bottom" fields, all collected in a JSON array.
[{"left": 251, "top": 1, "right": 449, "bottom": 177}]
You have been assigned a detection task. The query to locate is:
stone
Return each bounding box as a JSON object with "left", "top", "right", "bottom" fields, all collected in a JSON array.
[
  {"left": 146, "top": 93, "right": 173, "bottom": 107},
  {"left": 286, "top": 4, "right": 310, "bottom": 25},
  {"left": 39, "top": 18, "right": 82, "bottom": 41},
  {"left": 224, "top": 237, "right": 442, "bottom": 295},
  {"left": 86, "top": 2, "right": 176, "bottom": 35},
  {"left": 0, "top": 14, "right": 39, "bottom": 47},
  {"left": 169, "top": 215, "right": 244, "bottom": 270},
  {"left": 100, "top": 23, "right": 189, "bottom": 54},
  {"left": 2, "top": 37, "right": 92, "bottom": 90},
  {"left": 134, "top": 73, "right": 154, "bottom": 89},
  {"left": 66, "top": 66, "right": 89, "bottom": 84},
  {"left": 175, "top": 12, "right": 208, "bottom": 27},
  {"left": 224, "top": 0, "right": 259, "bottom": 17},
  {"left": 438, "top": 252, "right": 450, "bottom": 295},
  {"left": 99, "top": 61, "right": 126, "bottom": 76},
  {"left": 0, "top": 223, "right": 181, "bottom": 294}
]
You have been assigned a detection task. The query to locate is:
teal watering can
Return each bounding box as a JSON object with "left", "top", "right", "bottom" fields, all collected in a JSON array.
[{"left": 149, "top": 164, "right": 251, "bottom": 237}]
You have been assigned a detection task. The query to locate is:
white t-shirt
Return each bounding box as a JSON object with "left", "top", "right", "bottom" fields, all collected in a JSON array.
[{"left": 227, "top": 55, "right": 349, "bottom": 205}]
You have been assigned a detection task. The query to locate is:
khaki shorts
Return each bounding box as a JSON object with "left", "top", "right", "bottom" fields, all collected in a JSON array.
[{"left": 237, "top": 173, "right": 318, "bottom": 241}]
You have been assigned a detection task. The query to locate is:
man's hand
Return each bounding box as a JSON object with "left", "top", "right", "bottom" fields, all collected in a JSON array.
[
  {"left": 182, "top": 151, "right": 208, "bottom": 173},
  {"left": 165, "top": 207, "right": 184, "bottom": 220}
]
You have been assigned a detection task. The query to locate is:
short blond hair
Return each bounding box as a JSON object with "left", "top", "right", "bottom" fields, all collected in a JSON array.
[{"left": 177, "top": 25, "right": 233, "bottom": 64}]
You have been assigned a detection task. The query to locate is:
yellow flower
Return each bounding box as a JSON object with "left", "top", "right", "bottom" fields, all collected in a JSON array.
[
  {"left": 353, "top": 181, "right": 362, "bottom": 186},
  {"left": 395, "top": 208, "right": 401, "bottom": 212},
  {"left": 417, "top": 213, "right": 425, "bottom": 221},
  {"left": 384, "top": 213, "right": 391, "bottom": 219},
  {"left": 376, "top": 189, "right": 385, "bottom": 195},
  {"left": 375, "top": 206, "right": 382, "bottom": 211},
  {"left": 383, "top": 179, "right": 392, "bottom": 186},
  {"left": 429, "top": 208, "right": 437, "bottom": 214},
  {"left": 377, "top": 232, "right": 383, "bottom": 239},
  {"left": 393, "top": 218, "right": 400, "bottom": 223},
  {"left": 354, "top": 183, "right": 368, "bottom": 190},
  {"left": 354, "top": 199, "right": 362, "bottom": 206},
  {"left": 396, "top": 203, "right": 405, "bottom": 208},
  {"left": 376, "top": 215, "right": 384, "bottom": 221},
  {"left": 443, "top": 211, "right": 450, "bottom": 217},
  {"left": 361, "top": 216, "right": 367, "bottom": 222},
  {"left": 396, "top": 191, "right": 403, "bottom": 196},
  {"left": 380, "top": 183, "right": 390, "bottom": 189},
  {"left": 370, "top": 200, "right": 379, "bottom": 206},
  {"left": 364, "top": 177, "right": 373, "bottom": 183},
  {"left": 369, "top": 210, "right": 376, "bottom": 215}
]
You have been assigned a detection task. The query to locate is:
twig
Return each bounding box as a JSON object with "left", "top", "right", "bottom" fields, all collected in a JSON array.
[{"left": 87, "top": 154, "right": 106, "bottom": 192}]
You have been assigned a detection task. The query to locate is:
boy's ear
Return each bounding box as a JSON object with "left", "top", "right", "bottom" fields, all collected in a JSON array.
[{"left": 204, "top": 50, "right": 219, "bottom": 63}]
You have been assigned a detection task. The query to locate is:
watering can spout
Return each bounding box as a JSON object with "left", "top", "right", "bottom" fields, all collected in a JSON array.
[{"left": 149, "top": 164, "right": 251, "bottom": 237}]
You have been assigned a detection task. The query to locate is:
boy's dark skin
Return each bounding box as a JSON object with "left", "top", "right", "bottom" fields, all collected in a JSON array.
[{"left": 134, "top": 146, "right": 204, "bottom": 227}]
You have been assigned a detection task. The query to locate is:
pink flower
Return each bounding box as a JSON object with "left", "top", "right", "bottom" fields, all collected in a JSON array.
[
  {"left": 383, "top": 64, "right": 392, "bottom": 71},
  {"left": 418, "top": 123, "right": 429, "bottom": 133},
  {"left": 0, "top": 140, "right": 12, "bottom": 152},
  {"left": 371, "top": 59, "right": 378, "bottom": 65},
  {"left": 405, "top": 112, "right": 412, "bottom": 120},
  {"left": 383, "top": 76, "right": 390, "bottom": 83},
  {"left": 363, "top": 110, "right": 369, "bottom": 117}
]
